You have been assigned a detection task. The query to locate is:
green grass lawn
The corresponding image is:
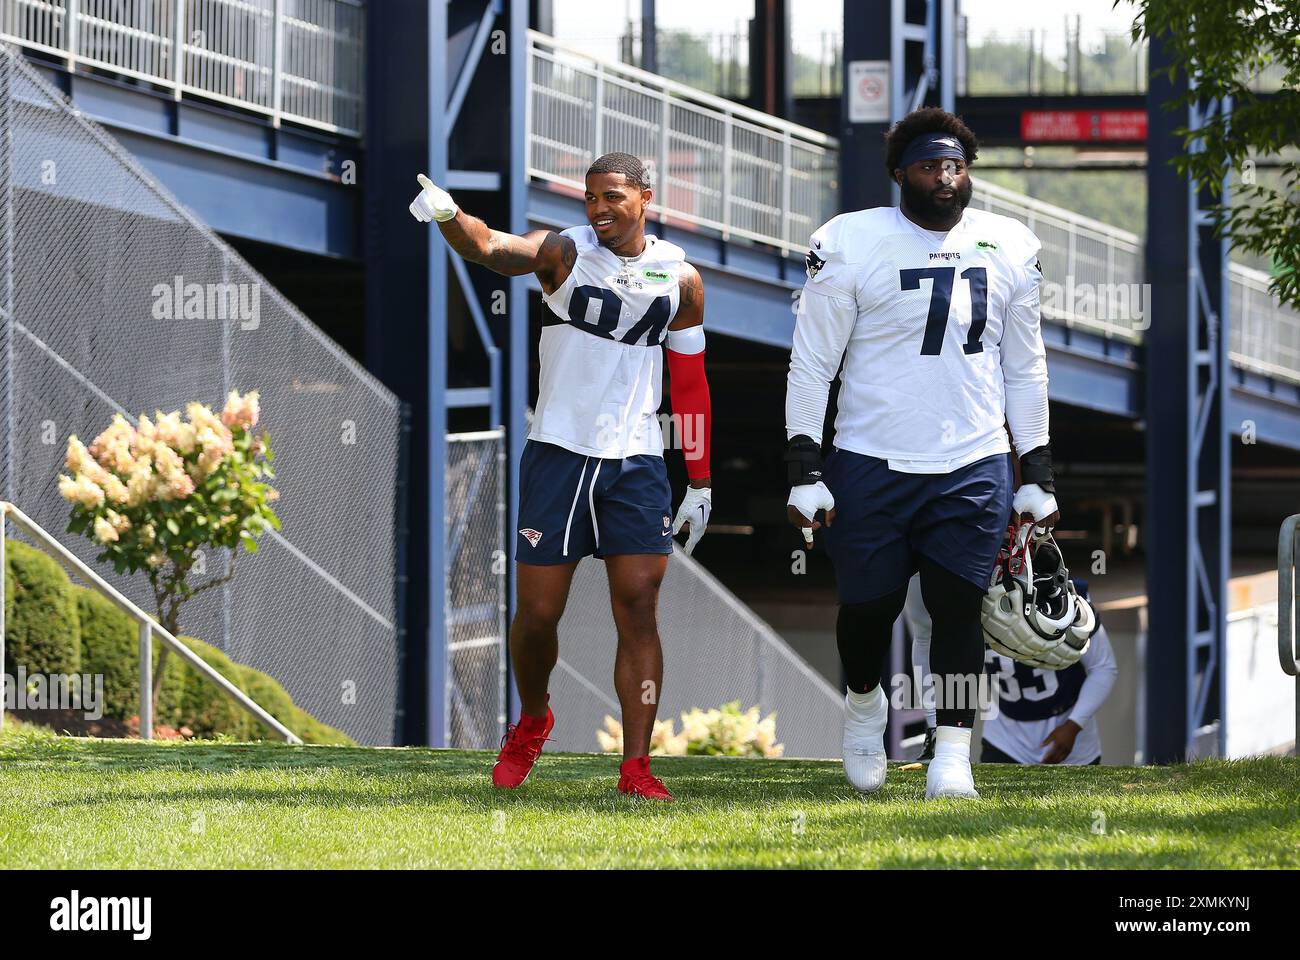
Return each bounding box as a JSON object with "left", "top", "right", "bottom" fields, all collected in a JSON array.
[{"left": 1, "top": 723, "right": 1295, "bottom": 869}]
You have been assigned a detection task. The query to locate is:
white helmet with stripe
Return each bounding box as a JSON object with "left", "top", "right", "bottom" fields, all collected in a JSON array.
[{"left": 982, "top": 525, "right": 1093, "bottom": 670}]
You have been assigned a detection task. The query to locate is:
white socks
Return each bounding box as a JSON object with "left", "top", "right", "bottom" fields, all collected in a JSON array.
[
  {"left": 926, "top": 725, "right": 979, "bottom": 799},
  {"left": 842, "top": 686, "right": 889, "bottom": 793}
]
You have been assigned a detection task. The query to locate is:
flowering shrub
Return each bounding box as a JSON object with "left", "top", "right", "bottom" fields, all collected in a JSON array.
[
  {"left": 58, "top": 390, "right": 279, "bottom": 673},
  {"left": 596, "top": 701, "right": 784, "bottom": 758}
]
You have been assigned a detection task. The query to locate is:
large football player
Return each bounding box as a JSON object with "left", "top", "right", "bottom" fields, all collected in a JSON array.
[
  {"left": 411, "top": 152, "right": 713, "bottom": 800},
  {"left": 784, "top": 108, "right": 1059, "bottom": 799}
]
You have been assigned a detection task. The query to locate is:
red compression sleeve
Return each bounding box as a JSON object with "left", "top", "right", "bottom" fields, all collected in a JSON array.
[{"left": 666, "top": 348, "right": 712, "bottom": 480}]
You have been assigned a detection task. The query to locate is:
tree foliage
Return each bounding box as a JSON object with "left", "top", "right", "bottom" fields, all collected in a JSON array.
[
  {"left": 1127, "top": 0, "right": 1300, "bottom": 306},
  {"left": 58, "top": 390, "right": 280, "bottom": 640}
]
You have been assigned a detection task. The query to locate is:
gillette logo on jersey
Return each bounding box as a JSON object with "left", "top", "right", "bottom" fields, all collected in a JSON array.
[{"left": 536, "top": 225, "right": 685, "bottom": 459}]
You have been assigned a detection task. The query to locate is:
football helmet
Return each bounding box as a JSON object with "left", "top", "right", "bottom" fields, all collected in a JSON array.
[{"left": 982, "top": 524, "right": 1094, "bottom": 669}]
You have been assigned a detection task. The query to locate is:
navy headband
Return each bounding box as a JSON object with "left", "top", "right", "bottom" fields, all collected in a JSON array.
[{"left": 897, "top": 132, "right": 968, "bottom": 169}]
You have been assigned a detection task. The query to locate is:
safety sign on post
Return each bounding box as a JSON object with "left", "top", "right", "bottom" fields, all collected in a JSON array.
[{"left": 848, "top": 60, "right": 891, "bottom": 124}]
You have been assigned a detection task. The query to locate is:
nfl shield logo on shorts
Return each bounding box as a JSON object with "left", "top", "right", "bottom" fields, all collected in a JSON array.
[{"left": 520, "top": 527, "right": 543, "bottom": 548}]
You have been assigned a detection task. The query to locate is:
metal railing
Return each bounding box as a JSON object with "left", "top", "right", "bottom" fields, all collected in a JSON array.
[
  {"left": 1278, "top": 515, "right": 1299, "bottom": 755},
  {"left": 1229, "top": 262, "right": 1300, "bottom": 383},
  {"left": 972, "top": 179, "right": 1147, "bottom": 341},
  {"left": 0, "top": 501, "right": 300, "bottom": 742},
  {"left": 0, "top": 0, "right": 364, "bottom": 136},
  {"left": 527, "top": 29, "right": 839, "bottom": 258},
  {"left": 974, "top": 181, "right": 1300, "bottom": 384}
]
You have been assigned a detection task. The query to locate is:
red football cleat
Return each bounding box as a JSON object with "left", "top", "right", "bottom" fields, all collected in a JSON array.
[
  {"left": 617, "top": 755, "right": 674, "bottom": 800},
  {"left": 492, "top": 706, "right": 554, "bottom": 788}
]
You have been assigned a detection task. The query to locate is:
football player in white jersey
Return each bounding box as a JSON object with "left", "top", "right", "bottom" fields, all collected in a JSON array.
[
  {"left": 981, "top": 578, "right": 1118, "bottom": 765},
  {"left": 410, "top": 153, "right": 712, "bottom": 800},
  {"left": 784, "top": 108, "right": 1060, "bottom": 800}
]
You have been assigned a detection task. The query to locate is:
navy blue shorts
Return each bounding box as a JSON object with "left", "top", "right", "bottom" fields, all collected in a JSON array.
[
  {"left": 515, "top": 440, "right": 674, "bottom": 564},
  {"left": 821, "top": 449, "right": 1012, "bottom": 604}
]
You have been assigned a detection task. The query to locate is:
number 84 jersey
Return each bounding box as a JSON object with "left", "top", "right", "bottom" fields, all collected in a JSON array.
[
  {"left": 535, "top": 225, "right": 685, "bottom": 459},
  {"left": 791, "top": 206, "right": 1046, "bottom": 472}
]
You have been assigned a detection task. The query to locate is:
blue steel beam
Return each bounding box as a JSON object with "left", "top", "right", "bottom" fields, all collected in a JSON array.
[
  {"left": 428, "top": 0, "right": 451, "bottom": 748},
  {"left": 447, "top": 0, "right": 502, "bottom": 129},
  {"left": 26, "top": 59, "right": 359, "bottom": 258},
  {"left": 506, "top": 0, "right": 530, "bottom": 726}
]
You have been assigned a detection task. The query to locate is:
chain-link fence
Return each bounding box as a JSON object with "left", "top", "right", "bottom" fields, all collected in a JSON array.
[
  {"left": 445, "top": 430, "right": 507, "bottom": 750},
  {"left": 548, "top": 549, "right": 843, "bottom": 760},
  {"left": 0, "top": 42, "right": 401, "bottom": 745}
]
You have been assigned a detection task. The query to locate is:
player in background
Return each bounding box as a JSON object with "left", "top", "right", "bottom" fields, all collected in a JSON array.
[
  {"left": 902, "top": 575, "right": 938, "bottom": 762},
  {"left": 905, "top": 421, "right": 1018, "bottom": 764},
  {"left": 981, "top": 579, "right": 1117, "bottom": 764},
  {"left": 410, "top": 152, "right": 713, "bottom": 800},
  {"left": 784, "top": 107, "right": 1060, "bottom": 800}
]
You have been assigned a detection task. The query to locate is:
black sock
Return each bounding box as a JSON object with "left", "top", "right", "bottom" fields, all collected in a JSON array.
[
  {"left": 836, "top": 585, "right": 908, "bottom": 694},
  {"left": 918, "top": 557, "right": 986, "bottom": 728}
]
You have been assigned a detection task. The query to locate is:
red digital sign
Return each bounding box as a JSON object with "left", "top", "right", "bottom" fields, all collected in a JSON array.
[{"left": 1020, "top": 110, "right": 1148, "bottom": 143}]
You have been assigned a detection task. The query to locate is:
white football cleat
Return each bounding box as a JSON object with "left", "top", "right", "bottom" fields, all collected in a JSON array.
[
  {"left": 925, "top": 727, "right": 979, "bottom": 799},
  {"left": 842, "top": 686, "right": 888, "bottom": 793}
]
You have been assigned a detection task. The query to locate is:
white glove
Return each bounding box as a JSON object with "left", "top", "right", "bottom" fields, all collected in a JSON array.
[
  {"left": 409, "top": 174, "right": 458, "bottom": 223},
  {"left": 1012, "top": 483, "right": 1058, "bottom": 528},
  {"left": 787, "top": 481, "right": 835, "bottom": 547},
  {"left": 672, "top": 486, "right": 711, "bottom": 556}
]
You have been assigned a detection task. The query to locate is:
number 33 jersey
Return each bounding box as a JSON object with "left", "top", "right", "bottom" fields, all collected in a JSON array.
[
  {"left": 535, "top": 225, "right": 685, "bottom": 459},
  {"left": 787, "top": 205, "right": 1049, "bottom": 473}
]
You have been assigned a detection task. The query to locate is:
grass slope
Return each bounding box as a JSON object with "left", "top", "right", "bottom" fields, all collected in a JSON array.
[{"left": 0, "top": 725, "right": 1295, "bottom": 869}]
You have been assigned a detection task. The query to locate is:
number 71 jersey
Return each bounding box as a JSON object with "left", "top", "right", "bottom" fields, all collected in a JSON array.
[
  {"left": 534, "top": 225, "right": 685, "bottom": 459},
  {"left": 800, "top": 205, "right": 1045, "bottom": 471}
]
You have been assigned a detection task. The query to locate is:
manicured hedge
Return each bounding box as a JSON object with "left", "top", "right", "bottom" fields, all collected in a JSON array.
[
  {"left": 75, "top": 587, "right": 186, "bottom": 723},
  {"left": 235, "top": 664, "right": 352, "bottom": 745},
  {"left": 171, "top": 636, "right": 253, "bottom": 739},
  {"left": 4, "top": 539, "right": 79, "bottom": 678},
  {"left": 5, "top": 538, "right": 353, "bottom": 745}
]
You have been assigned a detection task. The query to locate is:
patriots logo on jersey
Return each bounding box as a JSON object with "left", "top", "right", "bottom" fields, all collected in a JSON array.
[
  {"left": 519, "top": 528, "right": 543, "bottom": 547},
  {"left": 806, "top": 248, "right": 826, "bottom": 279}
]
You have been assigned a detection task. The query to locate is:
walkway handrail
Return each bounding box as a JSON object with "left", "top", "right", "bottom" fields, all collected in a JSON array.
[
  {"left": 527, "top": 29, "right": 839, "bottom": 257},
  {"left": 1280, "top": 515, "right": 1299, "bottom": 755},
  {"left": 0, "top": 501, "right": 300, "bottom": 743},
  {"left": 0, "top": 0, "right": 365, "bottom": 136}
]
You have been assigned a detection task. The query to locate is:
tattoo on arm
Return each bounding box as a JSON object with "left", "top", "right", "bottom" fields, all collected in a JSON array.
[
  {"left": 482, "top": 232, "right": 541, "bottom": 274},
  {"left": 531, "top": 232, "right": 577, "bottom": 291},
  {"left": 680, "top": 268, "right": 703, "bottom": 310},
  {"left": 541, "top": 231, "right": 578, "bottom": 272}
]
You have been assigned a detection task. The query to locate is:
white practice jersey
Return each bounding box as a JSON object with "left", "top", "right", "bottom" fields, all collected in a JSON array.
[
  {"left": 535, "top": 226, "right": 685, "bottom": 459},
  {"left": 786, "top": 205, "right": 1050, "bottom": 472},
  {"left": 981, "top": 624, "right": 1118, "bottom": 765}
]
